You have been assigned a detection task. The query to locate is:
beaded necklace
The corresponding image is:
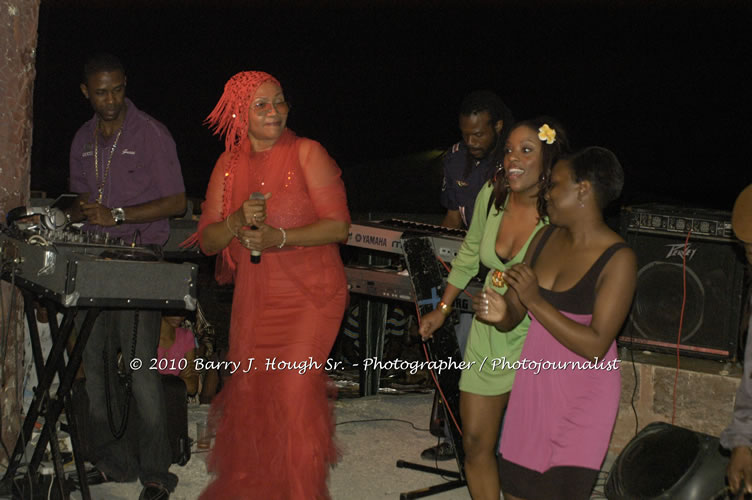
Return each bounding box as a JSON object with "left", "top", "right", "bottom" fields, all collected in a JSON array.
[{"left": 93, "top": 124, "right": 123, "bottom": 203}]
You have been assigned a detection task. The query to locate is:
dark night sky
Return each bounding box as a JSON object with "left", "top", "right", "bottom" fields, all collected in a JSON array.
[{"left": 30, "top": 1, "right": 751, "bottom": 215}]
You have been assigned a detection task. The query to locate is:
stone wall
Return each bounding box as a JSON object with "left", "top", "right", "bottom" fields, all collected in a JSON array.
[
  {"left": 610, "top": 350, "right": 740, "bottom": 457},
  {"left": 0, "top": 0, "right": 40, "bottom": 467}
]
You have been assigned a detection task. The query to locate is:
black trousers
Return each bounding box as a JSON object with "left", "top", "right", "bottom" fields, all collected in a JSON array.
[{"left": 81, "top": 309, "right": 173, "bottom": 488}]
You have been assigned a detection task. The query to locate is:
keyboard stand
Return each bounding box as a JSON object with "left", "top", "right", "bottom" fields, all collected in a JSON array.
[
  {"left": 395, "top": 235, "right": 466, "bottom": 499},
  {"left": 0, "top": 288, "right": 97, "bottom": 500}
]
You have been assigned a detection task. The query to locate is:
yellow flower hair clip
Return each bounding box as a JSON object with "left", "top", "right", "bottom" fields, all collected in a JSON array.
[{"left": 538, "top": 124, "right": 556, "bottom": 145}]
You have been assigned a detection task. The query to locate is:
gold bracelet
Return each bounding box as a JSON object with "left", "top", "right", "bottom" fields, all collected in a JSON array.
[
  {"left": 438, "top": 301, "right": 453, "bottom": 316},
  {"left": 224, "top": 216, "right": 238, "bottom": 238},
  {"left": 277, "top": 227, "right": 287, "bottom": 248}
]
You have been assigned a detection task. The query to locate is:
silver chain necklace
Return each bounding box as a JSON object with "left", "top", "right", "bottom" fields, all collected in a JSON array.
[{"left": 93, "top": 124, "right": 123, "bottom": 203}]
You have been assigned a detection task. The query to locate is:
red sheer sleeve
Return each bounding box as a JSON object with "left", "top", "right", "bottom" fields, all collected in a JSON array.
[
  {"left": 197, "top": 152, "right": 230, "bottom": 256},
  {"left": 196, "top": 152, "right": 239, "bottom": 284},
  {"left": 298, "top": 139, "right": 350, "bottom": 224}
]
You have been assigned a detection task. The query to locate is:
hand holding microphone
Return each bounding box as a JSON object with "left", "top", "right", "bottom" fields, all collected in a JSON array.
[
  {"left": 237, "top": 192, "right": 271, "bottom": 264},
  {"left": 248, "top": 192, "right": 265, "bottom": 264}
]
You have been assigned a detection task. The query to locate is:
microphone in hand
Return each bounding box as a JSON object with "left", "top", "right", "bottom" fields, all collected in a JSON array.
[{"left": 249, "top": 192, "right": 265, "bottom": 264}]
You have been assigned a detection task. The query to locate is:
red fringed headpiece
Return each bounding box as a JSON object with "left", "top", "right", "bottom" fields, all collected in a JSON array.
[
  {"left": 195, "top": 71, "right": 283, "bottom": 283},
  {"left": 205, "top": 71, "right": 281, "bottom": 152}
]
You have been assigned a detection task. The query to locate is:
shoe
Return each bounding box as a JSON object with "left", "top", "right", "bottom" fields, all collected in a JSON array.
[
  {"left": 139, "top": 482, "right": 170, "bottom": 500},
  {"left": 420, "top": 442, "right": 455, "bottom": 461},
  {"left": 70, "top": 466, "right": 113, "bottom": 488}
]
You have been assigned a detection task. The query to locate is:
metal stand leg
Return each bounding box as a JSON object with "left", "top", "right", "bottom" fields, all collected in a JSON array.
[
  {"left": 395, "top": 460, "right": 466, "bottom": 499},
  {"left": 359, "top": 299, "right": 388, "bottom": 397},
  {"left": 0, "top": 291, "right": 98, "bottom": 500},
  {"left": 395, "top": 236, "right": 468, "bottom": 499},
  {"left": 46, "top": 302, "right": 92, "bottom": 500}
]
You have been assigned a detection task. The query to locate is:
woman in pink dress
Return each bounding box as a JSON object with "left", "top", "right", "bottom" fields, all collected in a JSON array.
[
  {"left": 196, "top": 71, "right": 350, "bottom": 499},
  {"left": 157, "top": 314, "right": 198, "bottom": 395},
  {"left": 475, "top": 147, "right": 637, "bottom": 500}
]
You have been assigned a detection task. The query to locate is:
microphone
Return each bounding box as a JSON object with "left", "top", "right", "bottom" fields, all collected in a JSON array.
[{"left": 249, "top": 192, "right": 265, "bottom": 264}]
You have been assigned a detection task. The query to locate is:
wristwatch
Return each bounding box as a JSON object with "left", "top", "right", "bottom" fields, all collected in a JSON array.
[{"left": 111, "top": 207, "right": 126, "bottom": 225}]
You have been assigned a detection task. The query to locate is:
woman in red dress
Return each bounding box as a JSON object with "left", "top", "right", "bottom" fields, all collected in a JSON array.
[{"left": 197, "top": 71, "right": 350, "bottom": 499}]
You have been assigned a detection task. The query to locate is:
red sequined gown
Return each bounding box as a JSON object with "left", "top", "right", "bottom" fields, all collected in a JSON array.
[{"left": 198, "top": 130, "right": 349, "bottom": 499}]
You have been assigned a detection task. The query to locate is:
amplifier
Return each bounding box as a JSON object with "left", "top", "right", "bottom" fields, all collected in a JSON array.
[
  {"left": 0, "top": 230, "right": 198, "bottom": 310},
  {"left": 620, "top": 204, "right": 735, "bottom": 241},
  {"left": 618, "top": 204, "right": 745, "bottom": 360}
]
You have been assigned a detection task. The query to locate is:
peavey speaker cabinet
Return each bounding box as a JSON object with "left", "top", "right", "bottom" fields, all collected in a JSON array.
[{"left": 619, "top": 204, "right": 746, "bottom": 360}]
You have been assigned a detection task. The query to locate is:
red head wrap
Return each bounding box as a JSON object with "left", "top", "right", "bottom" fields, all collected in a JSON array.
[
  {"left": 205, "top": 71, "right": 281, "bottom": 152},
  {"left": 193, "top": 71, "right": 284, "bottom": 284}
]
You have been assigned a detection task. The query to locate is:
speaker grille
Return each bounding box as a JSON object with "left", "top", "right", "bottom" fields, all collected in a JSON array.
[
  {"left": 631, "top": 262, "right": 704, "bottom": 343},
  {"left": 619, "top": 205, "right": 745, "bottom": 360}
]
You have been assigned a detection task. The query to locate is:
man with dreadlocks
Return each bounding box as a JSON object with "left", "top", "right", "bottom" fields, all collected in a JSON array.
[
  {"left": 195, "top": 71, "right": 350, "bottom": 499},
  {"left": 440, "top": 90, "right": 513, "bottom": 230}
]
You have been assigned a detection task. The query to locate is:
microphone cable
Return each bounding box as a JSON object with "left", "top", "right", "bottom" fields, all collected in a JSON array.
[{"left": 412, "top": 254, "right": 476, "bottom": 438}]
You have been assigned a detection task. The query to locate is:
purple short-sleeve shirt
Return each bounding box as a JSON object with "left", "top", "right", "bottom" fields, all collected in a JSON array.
[{"left": 69, "top": 98, "right": 185, "bottom": 246}]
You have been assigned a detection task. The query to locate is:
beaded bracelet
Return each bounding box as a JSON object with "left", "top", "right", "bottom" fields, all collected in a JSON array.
[
  {"left": 225, "top": 216, "right": 238, "bottom": 238},
  {"left": 278, "top": 227, "right": 287, "bottom": 248}
]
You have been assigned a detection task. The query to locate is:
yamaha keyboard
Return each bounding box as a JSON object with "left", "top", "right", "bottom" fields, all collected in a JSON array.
[
  {"left": 0, "top": 228, "right": 197, "bottom": 310},
  {"left": 347, "top": 218, "right": 467, "bottom": 262},
  {"left": 344, "top": 219, "right": 482, "bottom": 312}
]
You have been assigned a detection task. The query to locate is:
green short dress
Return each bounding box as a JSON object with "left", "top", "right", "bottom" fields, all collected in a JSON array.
[{"left": 447, "top": 183, "right": 547, "bottom": 396}]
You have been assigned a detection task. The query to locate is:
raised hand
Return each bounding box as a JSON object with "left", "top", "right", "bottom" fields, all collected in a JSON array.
[
  {"left": 501, "top": 263, "right": 541, "bottom": 308},
  {"left": 473, "top": 287, "right": 507, "bottom": 325}
]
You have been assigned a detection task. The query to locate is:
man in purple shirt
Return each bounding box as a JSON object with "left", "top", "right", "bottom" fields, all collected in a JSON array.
[
  {"left": 67, "top": 53, "right": 185, "bottom": 500},
  {"left": 69, "top": 63, "right": 185, "bottom": 245}
]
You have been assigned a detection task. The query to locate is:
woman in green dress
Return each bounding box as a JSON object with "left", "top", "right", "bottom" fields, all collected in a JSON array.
[{"left": 419, "top": 117, "right": 569, "bottom": 500}]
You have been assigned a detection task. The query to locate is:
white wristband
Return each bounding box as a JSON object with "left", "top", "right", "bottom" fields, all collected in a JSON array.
[{"left": 278, "top": 227, "right": 287, "bottom": 248}]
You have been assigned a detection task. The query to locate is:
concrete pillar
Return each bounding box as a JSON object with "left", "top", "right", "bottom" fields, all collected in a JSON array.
[{"left": 0, "top": 0, "right": 40, "bottom": 467}]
